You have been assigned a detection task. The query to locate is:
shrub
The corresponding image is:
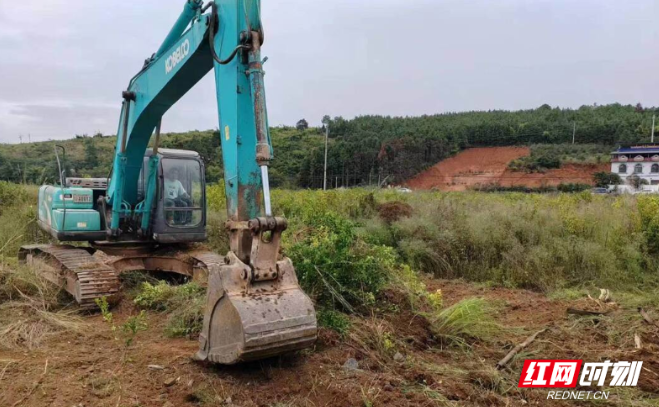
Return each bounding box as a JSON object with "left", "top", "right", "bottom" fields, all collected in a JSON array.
[
  {"left": 135, "top": 281, "right": 204, "bottom": 309},
  {"left": 474, "top": 183, "right": 591, "bottom": 193},
  {"left": 134, "top": 281, "right": 205, "bottom": 338},
  {"left": 165, "top": 303, "right": 205, "bottom": 338},
  {"left": 205, "top": 181, "right": 227, "bottom": 213},
  {"left": 317, "top": 309, "right": 351, "bottom": 335},
  {"left": 509, "top": 144, "right": 613, "bottom": 173},
  {"left": 637, "top": 195, "right": 659, "bottom": 254},
  {"left": 377, "top": 201, "right": 413, "bottom": 223},
  {"left": 287, "top": 211, "right": 397, "bottom": 310},
  {"left": 0, "top": 181, "right": 29, "bottom": 211},
  {"left": 557, "top": 183, "right": 592, "bottom": 193},
  {"left": 206, "top": 211, "right": 229, "bottom": 254},
  {"left": 593, "top": 172, "right": 622, "bottom": 187}
]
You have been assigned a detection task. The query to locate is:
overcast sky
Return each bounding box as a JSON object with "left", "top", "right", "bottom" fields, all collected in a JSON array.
[{"left": 0, "top": 0, "right": 657, "bottom": 144}]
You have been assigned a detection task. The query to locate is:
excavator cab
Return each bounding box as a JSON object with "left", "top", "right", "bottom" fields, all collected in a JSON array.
[{"left": 139, "top": 149, "right": 207, "bottom": 244}]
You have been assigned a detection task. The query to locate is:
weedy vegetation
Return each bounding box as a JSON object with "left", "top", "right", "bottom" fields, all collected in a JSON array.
[
  {"left": 0, "top": 262, "right": 86, "bottom": 350},
  {"left": 134, "top": 281, "right": 205, "bottom": 338},
  {"left": 428, "top": 298, "right": 501, "bottom": 348},
  {"left": 96, "top": 296, "right": 148, "bottom": 347},
  {"left": 4, "top": 183, "right": 659, "bottom": 347},
  {"left": 508, "top": 143, "right": 613, "bottom": 172},
  {"left": 3, "top": 181, "right": 659, "bottom": 405}
]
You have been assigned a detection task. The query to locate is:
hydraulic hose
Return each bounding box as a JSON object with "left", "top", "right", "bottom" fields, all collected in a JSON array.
[{"left": 208, "top": 2, "right": 250, "bottom": 65}]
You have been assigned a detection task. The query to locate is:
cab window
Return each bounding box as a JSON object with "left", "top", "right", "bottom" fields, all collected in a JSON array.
[{"left": 162, "top": 159, "right": 203, "bottom": 227}]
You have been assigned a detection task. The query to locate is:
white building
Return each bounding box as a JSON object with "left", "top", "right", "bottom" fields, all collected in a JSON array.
[{"left": 611, "top": 145, "right": 659, "bottom": 185}]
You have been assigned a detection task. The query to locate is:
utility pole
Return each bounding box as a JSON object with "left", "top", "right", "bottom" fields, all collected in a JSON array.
[
  {"left": 572, "top": 122, "right": 576, "bottom": 145},
  {"left": 652, "top": 115, "right": 656, "bottom": 143},
  {"left": 18, "top": 135, "right": 23, "bottom": 144},
  {"left": 323, "top": 121, "right": 329, "bottom": 191}
]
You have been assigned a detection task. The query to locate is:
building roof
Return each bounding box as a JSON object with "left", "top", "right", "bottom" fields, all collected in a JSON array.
[{"left": 613, "top": 147, "right": 659, "bottom": 154}]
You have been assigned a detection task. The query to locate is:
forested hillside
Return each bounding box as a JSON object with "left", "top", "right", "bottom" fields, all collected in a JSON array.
[
  {"left": 1, "top": 103, "right": 656, "bottom": 187},
  {"left": 0, "top": 128, "right": 325, "bottom": 188}
]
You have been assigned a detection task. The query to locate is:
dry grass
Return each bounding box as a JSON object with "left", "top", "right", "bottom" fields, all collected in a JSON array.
[
  {"left": 0, "top": 262, "right": 58, "bottom": 304},
  {"left": 0, "top": 262, "right": 86, "bottom": 350},
  {"left": 348, "top": 316, "right": 401, "bottom": 367},
  {"left": 0, "top": 302, "right": 85, "bottom": 350}
]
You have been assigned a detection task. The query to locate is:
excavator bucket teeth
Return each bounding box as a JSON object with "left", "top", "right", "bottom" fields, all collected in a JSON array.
[{"left": 196, "top": 255, "right": 317, "bottom": 364}]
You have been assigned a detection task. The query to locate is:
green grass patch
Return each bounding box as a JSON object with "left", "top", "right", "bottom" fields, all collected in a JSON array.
[
  {"left": 429, "top": 298, "right": 501, "bottom": 347},
  {"left": 134, "top": 281, "right": 205, "bottom": 338}
]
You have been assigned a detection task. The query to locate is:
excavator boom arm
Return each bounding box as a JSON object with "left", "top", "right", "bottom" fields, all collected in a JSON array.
[
  {"left": 102, "top": 0, "right": 317, "bottom": 364},
  {"left": 107, "top": 0, "right": 272, "bottom": 239}
]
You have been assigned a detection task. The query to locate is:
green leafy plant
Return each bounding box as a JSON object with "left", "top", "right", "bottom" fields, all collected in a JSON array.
[
  {"left": 317, "top": 309, "right": 351, "bottom": 336},
  {"left": 121, "top": 311, "right": 148, "bottom": 347},
  {"left": 287, "top": 211, "right": 396, "bottom": 310},
  {"left": 96, "top": 296, "right": 148, "bottom": 347},
  {"left": 593, "top": 171, "right": 622, "bottom": 187},
  {"left": 426, "top": 289, "right": 443, "bottom": 310},
  {"left": 96, "top": 296, "right": 114, "bottom": 326}
]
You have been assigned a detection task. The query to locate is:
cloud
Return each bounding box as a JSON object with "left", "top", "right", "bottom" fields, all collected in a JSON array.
[
  {"left": 0, "top": 103, "right": 117, "bottom": 142},
  {"left": 0, "top": 0, "right": 658, "bottom": 143}
]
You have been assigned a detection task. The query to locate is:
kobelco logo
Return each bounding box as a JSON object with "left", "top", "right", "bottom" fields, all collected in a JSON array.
[{"left": 165, "top": 39, "right": 190, "bottom": 74}]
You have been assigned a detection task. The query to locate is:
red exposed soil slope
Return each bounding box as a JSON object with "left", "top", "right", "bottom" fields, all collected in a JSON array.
[
  {"left": 406, "top": 147, "right": 609, "bottom": 191},
  {"left": 499, "top": 163, "right": 610, "bottom": 188}
]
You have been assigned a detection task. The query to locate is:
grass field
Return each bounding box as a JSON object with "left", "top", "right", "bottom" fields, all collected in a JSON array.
[{"left": 1, "top": 182, "right": 659, "bottom": 406}]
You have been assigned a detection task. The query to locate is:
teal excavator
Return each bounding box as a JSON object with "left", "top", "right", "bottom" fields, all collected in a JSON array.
[{"left": 19, "top": 0, "right": 317, "bottom": 364}]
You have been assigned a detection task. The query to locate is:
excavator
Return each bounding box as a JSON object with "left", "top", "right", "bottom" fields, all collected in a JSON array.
[{"left": 19, "top": 0, "right": 317, "bottom": 365}]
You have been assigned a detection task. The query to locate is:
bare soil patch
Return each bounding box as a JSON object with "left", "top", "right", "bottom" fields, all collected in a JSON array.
[
  {"left": 377, "top": 201, "right": 413, "bottom": 223},
  {"left": 406, "top": 147, "right": 609, "bottom": 191},
  {"left": 1, "top": 280, "right": 658, "bottom": 406}
]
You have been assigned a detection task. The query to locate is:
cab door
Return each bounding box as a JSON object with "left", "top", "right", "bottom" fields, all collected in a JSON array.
[{"left": 152, "top": 157, "right": 207, "bottom": 243}]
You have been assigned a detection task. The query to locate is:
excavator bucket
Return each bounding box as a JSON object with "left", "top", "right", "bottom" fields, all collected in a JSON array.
[{"left": 195, "top": 253, "right": 317, "bottom": 364}]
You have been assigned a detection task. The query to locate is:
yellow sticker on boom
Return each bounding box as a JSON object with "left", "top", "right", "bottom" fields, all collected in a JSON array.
[{"left": 225, "top": 125, "right": 230, "bottom": 141}]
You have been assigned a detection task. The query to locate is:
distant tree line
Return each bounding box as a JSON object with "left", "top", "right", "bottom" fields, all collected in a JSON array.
[
  {"left": 301, "top": 103, "right": 659, "bottom": 187},
  {"left": 1, "top": 103, "right": 658, "bottom": 188}
]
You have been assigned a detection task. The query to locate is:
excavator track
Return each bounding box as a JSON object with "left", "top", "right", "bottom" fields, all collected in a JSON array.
[{"left": 19, "top": 244, "right": 120, "bottom": 309}]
